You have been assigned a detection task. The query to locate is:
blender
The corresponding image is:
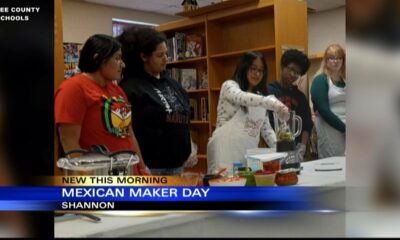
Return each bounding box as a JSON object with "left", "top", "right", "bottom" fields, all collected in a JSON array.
[{"left": 273, "top": 111, "right": 302, "bottom": 173}]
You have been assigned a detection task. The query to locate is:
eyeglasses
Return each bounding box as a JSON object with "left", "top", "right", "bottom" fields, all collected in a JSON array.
[
  {"left": 285, "top": 67, "right": 302, "bottom": 78},
  {"left": 249, "top": 66, "right": 265, "bottom": 76},
  {"left": 327, "top": 57, "right": 343, "bottom": 62}
]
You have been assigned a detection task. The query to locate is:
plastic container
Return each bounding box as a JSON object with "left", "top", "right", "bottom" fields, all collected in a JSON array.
[
  {"left": 208, "top": 176, "right": 247, "bottom": 186},
  {"left": 246, "top": 152, "right": 286, "bottom": 173},
  {"left": 203, "top": 174, "right": 222, "bottom": 186},
  {"left": 57, "top": 150, "right": 139, "bottom": 176},
  {"left": 232, "top": 162, "right": 243, "bottom": 176},
  {"left": 254, "top": 170, "right": 276, "bottom": 186},
  {"left": 261, "top": 153, "right": 287, "bottom": 173},
  {"left": 275, "top": 169, "right": 298, "bottom": 186}
]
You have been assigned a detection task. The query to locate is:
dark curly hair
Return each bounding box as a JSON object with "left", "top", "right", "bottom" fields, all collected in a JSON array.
[
  {"left": 281, "top": 49, "right": 310, "bottom": 75},
  {"left": 117, "top": 27, "right": 167, "bottom": 77}
]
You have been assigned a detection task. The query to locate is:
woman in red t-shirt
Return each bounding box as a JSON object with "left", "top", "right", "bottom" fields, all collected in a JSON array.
[{"left": 55, "top": 34, "right": 149, "bottom": 174}]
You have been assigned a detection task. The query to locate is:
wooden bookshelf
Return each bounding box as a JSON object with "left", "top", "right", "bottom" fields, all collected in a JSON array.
[
  {"left": 190, "top": 120, "right": 210, "bottom": 125},
  {"left": 309, "top": 51, "right": 324, "bottom": 60},
  {"left": 301, "top": 51, "right": 324, "bottom": 102},
  {"left": 187, "top": 89, "right": 208, "bottom": 94},
  {"left": 167, "top": 56, "right": 207, "bottom": 66},
  {"left": 176, "top": 0, "right": 259, "bottom": 17},
  {"left": 210, "top": 88, "right": 221, "bottom": 92},
  {"left": 209, "top": 45, "right": 275, "bottom": 59},
  {"left": 156, "top": 0, "right": 307, "bottom": 174}
]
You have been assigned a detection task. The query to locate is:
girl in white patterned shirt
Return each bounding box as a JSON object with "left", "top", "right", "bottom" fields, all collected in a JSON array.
[{"left": 207, "top": 52, "right": 289, "bottom": 174}]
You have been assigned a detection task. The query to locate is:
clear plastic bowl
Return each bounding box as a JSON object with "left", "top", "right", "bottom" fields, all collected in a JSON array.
[{"left": 208, "top": 177, "right": 247, "bottom": 186}]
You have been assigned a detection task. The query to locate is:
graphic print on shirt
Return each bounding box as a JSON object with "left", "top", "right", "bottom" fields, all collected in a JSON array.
[
  {"left": 154, "top": 87, "right": 173, "bottom": 113},
  {"left": 244, "top": 117, "right": 263, "bottom": 137},
  {"left": 102, "top": 95, "right": 131, "bottom": 138},
  {"left": 154, "top": 86, "right": 189, "bottom": 124}
]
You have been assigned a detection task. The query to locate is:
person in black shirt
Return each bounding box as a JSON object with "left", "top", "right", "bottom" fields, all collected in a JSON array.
[
  {"left": 117, "top": 28, "right": 194, "bottom": 176},
  {"left": 268, "top": 49, "right": 312, "bottom": 162}
]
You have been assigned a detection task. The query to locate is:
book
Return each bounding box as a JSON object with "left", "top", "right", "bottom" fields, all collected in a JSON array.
[
  {"left": 200, "top": 97, "right": 208, "bottom": 121},
  {"left": 199, "top": 69, "right": 208, "bottom": 89},
  {"left": 185, "top": 33, "right": 203, "bottom": 58},
  {"left": 174, "top": 32, "right": 186, "bottom": 60},
  {"left": 180, "top": 68, "right": 197, "bottom": 90},
  {"left": 189, "top": 98, "right": 198, "bottom": 120}
]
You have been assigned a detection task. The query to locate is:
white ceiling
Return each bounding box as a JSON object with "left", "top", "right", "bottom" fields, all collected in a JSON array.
[{"left": 83, "top": 0, "right": 346, "bottom": 16}]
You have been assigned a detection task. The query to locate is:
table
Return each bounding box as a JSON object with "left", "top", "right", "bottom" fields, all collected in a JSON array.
[
  {"left": 54, "top": 156, "right": 346, "bottom": 238},
  {"left": 298, "top": 156, "right": 345, "bottom": 186}
]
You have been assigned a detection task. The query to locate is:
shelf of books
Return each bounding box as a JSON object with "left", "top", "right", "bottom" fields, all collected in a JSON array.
[{"left": 157, "top": 0, "right": 307, "bottom": 174}]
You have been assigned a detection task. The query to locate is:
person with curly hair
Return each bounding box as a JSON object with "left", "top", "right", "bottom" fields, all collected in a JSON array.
[
  {"left": 117, "top": 27, "right": 196, "bottom": 176},
  {"left": 268, "top": 49, "right": 312, "bottom": 162}
]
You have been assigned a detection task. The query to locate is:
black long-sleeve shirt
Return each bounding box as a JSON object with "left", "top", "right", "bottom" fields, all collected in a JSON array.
[
  {"left": 120, "top": 71, "right": 191, "bottom": 168},
  {"left": 267, "top": 80, "right": 313, "bottom": 144}
]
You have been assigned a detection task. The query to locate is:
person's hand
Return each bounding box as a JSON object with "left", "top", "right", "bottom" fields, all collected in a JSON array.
[
  {"left": 296, "top": 143, "right": 306, "bottom": 162},
  {"left": 267, "top": 95, "right": 290, "bottom": 121},
  {"left": 183, "top": 140, "right": 198, "bottom": 168},
  {"left": 275, "top": 102, "right": 290, "bottom": 121},
  {"left": 183, "top": 151, "right": 198, "bottom": 168}
]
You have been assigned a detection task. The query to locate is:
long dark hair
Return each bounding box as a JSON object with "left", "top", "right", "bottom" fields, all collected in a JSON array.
[
  {"left": 117, "top": 27, "right": 167, "bottom": 78},
  {"left": 78, "top": 34, "right": 121, "bottom": 73},
  {"left": 232, "top": 51, "right": 268, "bottom": 96}
]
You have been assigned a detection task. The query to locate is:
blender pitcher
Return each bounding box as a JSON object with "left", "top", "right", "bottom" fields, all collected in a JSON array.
[
  {"left": 273, "top": 110, "right": 302, "bottom": 172},
  {"left": 273, "top": 110, "right": 302, "bottom": 152}
]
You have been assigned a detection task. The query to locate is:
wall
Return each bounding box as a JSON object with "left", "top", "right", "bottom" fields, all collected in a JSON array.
[
  {"left": 308, "top": 6, "right": 345, "bottom": 54},
  {"left": 62, "top": 0, "right": 181, "bottom": 43},
  {"left": 299, "top": 6, "right": 345, "bottom": 102}
]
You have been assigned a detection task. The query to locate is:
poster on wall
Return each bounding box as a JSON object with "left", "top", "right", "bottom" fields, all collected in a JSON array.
[{"left": 63, "top": 42, "right": 82, "bottom": 79}]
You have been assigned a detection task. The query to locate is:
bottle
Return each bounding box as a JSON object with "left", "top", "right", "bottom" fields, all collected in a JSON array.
[{"left": 233, "top": 162, "right": 243, "bottom": 176}]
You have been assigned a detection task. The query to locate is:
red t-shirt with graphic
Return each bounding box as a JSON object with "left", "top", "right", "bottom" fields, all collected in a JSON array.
[{"left": 55, "top": 74, "right": 135, "bottom": 152}]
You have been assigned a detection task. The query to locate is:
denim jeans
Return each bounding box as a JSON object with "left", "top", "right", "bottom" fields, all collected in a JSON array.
[{"left": 149, "top": 167, "right": 183, "bottom": 176}]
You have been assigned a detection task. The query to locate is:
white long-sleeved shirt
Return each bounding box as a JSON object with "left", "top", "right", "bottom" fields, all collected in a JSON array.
[{"left": 215, "top": 80, "right": 278, "bottom": 147}]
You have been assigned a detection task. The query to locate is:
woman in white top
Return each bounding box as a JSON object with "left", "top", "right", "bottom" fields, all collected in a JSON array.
[
  {"left": 311, "top": 44, "right": 346, "bottom": 158},
  {"left": 207, "top": 52, "right": 289, "bottom": 174}
]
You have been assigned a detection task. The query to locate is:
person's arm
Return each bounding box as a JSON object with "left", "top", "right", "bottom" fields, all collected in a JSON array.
[
  {"left": 261, "top": 113, "right": 277, "bottom": 148},
  {"left": 221, "top": 80, "right": 287, "bottom": 112},
  {"left": 58, "top": 124, "right": 82, "bottom": 158},
  {"left": 298, "top": 93, "right": 313, "bottom": 146},
  {"left": 311, "top": 74, "right": 346, "bottom": 132},
  {"left": 300, "top": 131, "right": 309, "bottom": 146},
  {"left": 128, "top": 126, "right": 149, "bottom": 174}
]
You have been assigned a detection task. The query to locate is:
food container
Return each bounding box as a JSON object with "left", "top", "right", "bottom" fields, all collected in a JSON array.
[
  {"left": 275, "top": 168, "right": 298, "bottom": 186},
  {"left": 208, "top": 176, "right": 247, "bottom": 186},
  {"left": 202, "top": 174, "right": 222, "bottom": 186},
  {"left": 261, "top": 153, "right": 287, "bottom": 173},
  {"left": 246, "top": 152, "right": 287, "bottom": 173},
  {"left": 254, "top": 170, "right": 276, "bottom": 186},
  {"left": 245, "top": 148, "right": 274, "bottom": 172},
  {"left": 57, "top": 150, "right": 139, "bottom": 176}
]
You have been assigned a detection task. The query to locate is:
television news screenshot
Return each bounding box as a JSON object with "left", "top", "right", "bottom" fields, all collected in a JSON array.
[{"left": 1, "top": 0, "right": 400, "bottom": 238}]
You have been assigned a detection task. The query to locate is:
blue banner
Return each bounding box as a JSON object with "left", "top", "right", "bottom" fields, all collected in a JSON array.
[{"left": 0, "top": 186, "right": 327, "bottom": 211}]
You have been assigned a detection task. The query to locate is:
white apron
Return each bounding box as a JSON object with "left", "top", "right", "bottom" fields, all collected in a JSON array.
[
  {"left": 315, "top": 78, "right": 346, "bottom": 159},
  {"left": 207, "top": 106, "right": 266, "bottom": 174}
]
